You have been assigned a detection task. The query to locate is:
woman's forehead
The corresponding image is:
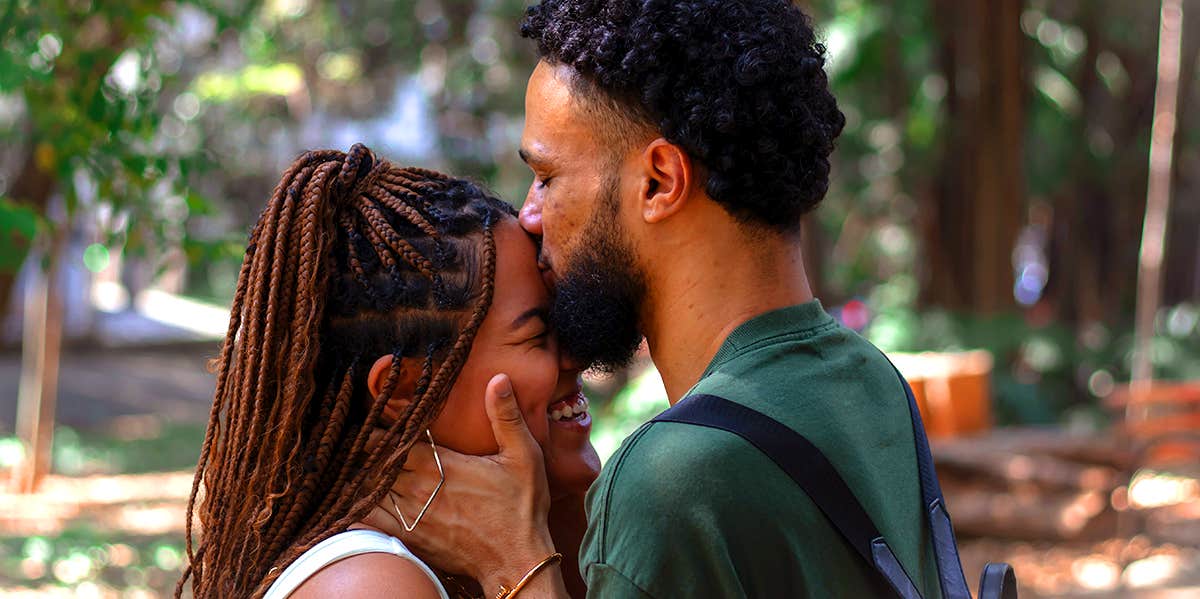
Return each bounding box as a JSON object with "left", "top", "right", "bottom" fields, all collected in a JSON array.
[{"left": 488, "top": 219, "right": 549, "bottom": 320}]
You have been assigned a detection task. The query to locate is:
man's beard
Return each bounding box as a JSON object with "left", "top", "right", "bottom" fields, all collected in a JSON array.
[{"left": 548, "top": 180, "right": 646, "bottom": 373}]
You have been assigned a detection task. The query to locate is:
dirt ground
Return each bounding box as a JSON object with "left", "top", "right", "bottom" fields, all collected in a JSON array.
[
  {"left": 2, "top": 344, "right": 1199, "bottom": 597},
  {"left": 0, "top": 343, "right": 218, "bottom": 435}
]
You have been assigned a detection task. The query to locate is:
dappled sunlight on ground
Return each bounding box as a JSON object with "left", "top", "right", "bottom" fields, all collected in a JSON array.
[
  {"left": 1, "top": 347, "right": 1196, "bottom": 596},
  {"left": 956, "top": 465, "right": 1200, "bottom": 598},
  {"left": 961, "top": 536, "right": 1200, "bottom": 597},
  {"left": 0, "top": 473, "right": 193, "bottom": 537},
  {"left": 0, "top": 475, "right": 194, "bottom": 596},
  {"left": 0, "top": 466, "right": 1195, "bottom": 597}
]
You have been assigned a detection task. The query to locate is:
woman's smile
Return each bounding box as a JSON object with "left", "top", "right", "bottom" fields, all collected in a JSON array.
[{"left": 547, "top": 387, "right": 591, "bottom": 427}]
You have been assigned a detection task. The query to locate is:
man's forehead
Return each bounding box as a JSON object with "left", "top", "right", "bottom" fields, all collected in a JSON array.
[
  {"left": 522, "top": 67, "right": 599, "bottom": 157},
  {"left": 530, "top": 61, "right": 578, "bottom": 96}
]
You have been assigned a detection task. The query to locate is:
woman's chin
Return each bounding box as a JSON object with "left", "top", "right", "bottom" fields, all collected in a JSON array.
[
  {"left": 545, "top": 415, "right": 601, "bottom": 497},
  {"left": 548, "top": 462, "right": 601, "bottom": 499}
]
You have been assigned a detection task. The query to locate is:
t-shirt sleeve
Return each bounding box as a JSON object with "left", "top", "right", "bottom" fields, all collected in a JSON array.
[{"left": 580, "top": 423, "right": 752, "bottom": 599}]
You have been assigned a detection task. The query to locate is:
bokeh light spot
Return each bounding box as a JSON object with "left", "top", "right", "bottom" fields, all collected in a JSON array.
[{"left": 83, "top": 243, "right": 110, "bottom": 273}]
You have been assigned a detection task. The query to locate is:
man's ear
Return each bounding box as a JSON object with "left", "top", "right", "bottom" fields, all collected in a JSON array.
[
  {"left": 638, "top": 138, "right": 694, "bottom": 224},
  {"left": 367, "top": 354, "right": 423, "bottom": 426}
]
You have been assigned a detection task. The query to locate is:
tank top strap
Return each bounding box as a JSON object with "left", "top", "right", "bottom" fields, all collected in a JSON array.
[{"left": 263, "top": 528, "right": 450, "bottom": 599}]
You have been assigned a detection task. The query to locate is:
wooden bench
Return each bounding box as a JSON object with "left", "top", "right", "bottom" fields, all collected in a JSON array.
[
  {"left": 1107, "top": 381, "right": 1200, "bottom": 466},
  {"left": 890, "top": 350, "right": 994, "bottom": 439}
]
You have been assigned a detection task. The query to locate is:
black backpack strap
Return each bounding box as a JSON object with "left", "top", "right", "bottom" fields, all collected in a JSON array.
[
  {"left": 890, "top": 368, "right": 972, "bottom": 599},
  {"left": 652, "top": 394, "right": 921, "bottom": 598},
  {"left": 978, "top": 563, "right": 1017, "bottom": 599}
]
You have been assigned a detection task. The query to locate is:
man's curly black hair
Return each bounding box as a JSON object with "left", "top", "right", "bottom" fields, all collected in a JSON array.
[{"left": 521, "top": 0, "right": 845, "bottom": 233}]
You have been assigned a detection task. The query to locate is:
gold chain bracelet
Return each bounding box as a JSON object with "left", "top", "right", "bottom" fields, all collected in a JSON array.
[{"left": 494, "top": 552, "right": 563, "bottom": 599}]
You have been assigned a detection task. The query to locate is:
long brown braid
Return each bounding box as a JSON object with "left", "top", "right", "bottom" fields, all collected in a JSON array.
[{"left": 176, "top": 144, "right": 515, "bottom": 598}]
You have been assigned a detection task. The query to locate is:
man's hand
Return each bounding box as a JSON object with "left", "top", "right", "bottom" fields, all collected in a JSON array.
[{"left": 376, "top": 374, "right": 567, "bottom": 596}]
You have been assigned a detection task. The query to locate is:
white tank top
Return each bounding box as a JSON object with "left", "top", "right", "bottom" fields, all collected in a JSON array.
[{"left": 263, "top": 528, "right": 450, "bottom": 599}]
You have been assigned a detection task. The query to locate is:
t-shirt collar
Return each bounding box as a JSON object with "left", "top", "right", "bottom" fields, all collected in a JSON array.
[{"left": 701, "top": 300, "right": 833, "bottom": 379}]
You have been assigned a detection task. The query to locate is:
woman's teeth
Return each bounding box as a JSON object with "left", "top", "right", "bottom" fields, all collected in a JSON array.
[{"left": 549, "top": 395, "right": 589, "bottom": 422}]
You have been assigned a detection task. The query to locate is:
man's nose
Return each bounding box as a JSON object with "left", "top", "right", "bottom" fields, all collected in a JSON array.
[
  {"left": 558, "top": 348, "right": 584, "bottom": 374},
  {"left": 520, "top": 197, "right": 544, "bottom": 235}
]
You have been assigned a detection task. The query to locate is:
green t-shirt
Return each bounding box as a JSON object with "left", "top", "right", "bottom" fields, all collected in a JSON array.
[{"left": 580, "top": 301, "right": 942, "bottom": 598}]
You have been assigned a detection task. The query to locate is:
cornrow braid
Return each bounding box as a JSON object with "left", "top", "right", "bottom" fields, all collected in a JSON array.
[
  {"left": 178, "top": 144, "right": 516, "bottom": 598},
  {"left": 327, "top": 224, "right": 497, "bottom": 524}
]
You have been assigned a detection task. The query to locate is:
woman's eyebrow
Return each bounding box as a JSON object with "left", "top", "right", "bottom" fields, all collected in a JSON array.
[{"left": 510, "top": 307, "right": 549, "bottom": 330}]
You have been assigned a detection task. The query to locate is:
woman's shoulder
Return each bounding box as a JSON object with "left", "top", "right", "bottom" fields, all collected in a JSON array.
[
  {"left": 290, "top": 550, "right": 445, "bottom": 599},
  {"left": 279, "top": 528, "right": 447, "bottom": 599}
]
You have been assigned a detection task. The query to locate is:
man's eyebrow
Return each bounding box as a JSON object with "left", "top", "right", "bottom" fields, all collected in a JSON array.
[
  {"left": 511, "top": 307, "right": 549, "bottom": 330},
  {"left": 518, "top": 147, "right": 549, "bottom": 167}
]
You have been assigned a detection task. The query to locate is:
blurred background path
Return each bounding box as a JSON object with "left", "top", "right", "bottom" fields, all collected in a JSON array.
[{"left": 0, "top": 343, "right": 216, "bottom": 434}]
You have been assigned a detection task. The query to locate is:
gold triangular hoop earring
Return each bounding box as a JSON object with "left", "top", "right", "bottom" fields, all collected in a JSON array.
[{"left": 390, "top": 429, "right": 445, "bottom": 532}]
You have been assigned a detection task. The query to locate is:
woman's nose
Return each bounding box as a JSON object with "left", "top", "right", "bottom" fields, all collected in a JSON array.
[{"left": 520, "top": 196, "right": 543, "bottom": 235}]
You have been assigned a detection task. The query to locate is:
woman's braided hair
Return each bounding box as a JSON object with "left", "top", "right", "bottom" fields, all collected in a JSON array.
[{"left": 176, "top": 144, "right": 515, "bottom": 598}]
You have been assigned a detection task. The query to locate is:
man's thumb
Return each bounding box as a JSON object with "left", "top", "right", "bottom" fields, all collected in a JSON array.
[{"left": 485, "top": 373, "right": 534, "bottom": 454}]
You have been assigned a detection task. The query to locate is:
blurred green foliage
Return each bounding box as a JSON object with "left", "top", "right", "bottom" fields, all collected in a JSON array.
[
  {"left": 49, "top": 424, "right": 206, "bottom": 476},
  {"left": 0, "top": 423, "right": 206, "bottom": 477},
  {"left": 0, "top": 196, "right": 38, "bottom": 270},
  {"left": 0, "top": 0, "right": 1196, "bottom": 445},
  {"left": 0, "top": 0, "right": 262, "bottom": 267},
  {"left": 0, "top": 529, "right": 185, "bottom": 596},
  {"left": 586, "top": 369, "right": 669, "bottom": 463}
]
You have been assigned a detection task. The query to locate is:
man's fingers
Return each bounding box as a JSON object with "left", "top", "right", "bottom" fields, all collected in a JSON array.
[{"left": 484, "top": 373, "right": 536, "bottom": 456}]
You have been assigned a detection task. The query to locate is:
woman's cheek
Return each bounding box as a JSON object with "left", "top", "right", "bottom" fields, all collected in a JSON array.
[
  {"left": 429, "top": 376, "right": 499, "bottom": 455},
  {"left": 520, "top": 383, "right": 552, "bottom": 446},
  {"left": 521, "top": 358, "right": 559, "bottom": 443}
]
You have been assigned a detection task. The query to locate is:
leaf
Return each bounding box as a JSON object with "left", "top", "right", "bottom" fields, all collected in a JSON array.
[
  {"left": 185, "top": 190, "right": 214, "bottom": 216},
  {"left": 0, "top": 196, "right": 41, "bottom": 273}
]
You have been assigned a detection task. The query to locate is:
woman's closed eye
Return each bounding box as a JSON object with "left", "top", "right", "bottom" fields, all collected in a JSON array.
[
  {"left": 509, "top": 307, "right": 551, "bottom": 348},
  {"left": 527, "top": 327, "right": 550, "bottom": 348}
]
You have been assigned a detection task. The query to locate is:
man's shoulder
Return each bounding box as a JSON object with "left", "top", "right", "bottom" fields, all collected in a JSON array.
[
  {"left": 692, "top": 321, "right": 909, "bottom": 436},
  {"left": 588, "top": 417, "right": 797, "bottom": 529},
  {"left": 599, "top": 418, "right": 759, "bottom": 492}
]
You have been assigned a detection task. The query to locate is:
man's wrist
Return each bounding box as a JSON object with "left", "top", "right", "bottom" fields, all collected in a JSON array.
[
  {"left": 495, "top": 564, "right": 568, "bottom": 599},
  {"left": 480, "top": 531, "right": 558, "bottom": 593}
]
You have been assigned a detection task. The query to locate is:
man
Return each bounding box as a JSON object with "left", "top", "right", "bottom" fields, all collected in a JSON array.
[{"left": 393, "top": 1, "right": 942, "bottom": 596}]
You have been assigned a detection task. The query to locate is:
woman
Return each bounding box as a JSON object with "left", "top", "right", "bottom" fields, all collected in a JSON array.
[{"left": 176, "top": 144, "right": 599, "bottom": 598}]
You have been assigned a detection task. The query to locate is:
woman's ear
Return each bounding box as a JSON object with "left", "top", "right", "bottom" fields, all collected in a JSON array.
[{"left": 367, "top": 354, "right": 422, "bottom": 426}]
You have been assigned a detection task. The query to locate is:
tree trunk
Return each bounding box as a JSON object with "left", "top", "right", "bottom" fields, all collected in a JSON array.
[
  {"left": 1163, "top": 0, "right": 1200, "bottom": 305},
  {"left": 2, "top": 143, "right": 56, "bottom": 327},
  {"left": 1060, "top": 10, "right": 1101, "bottom": 326},
  {"left": 10, "top": 230, "right": 66, "bottom": 493},
  {"left": 923, "top": 0, "right": 1025, "bottom": 313},
  {"left": 1133, "top": 0, "right": 1187, "bottom": 386},
  {"left": 4, "top": 136, "right": 61, "bottom": 492}
]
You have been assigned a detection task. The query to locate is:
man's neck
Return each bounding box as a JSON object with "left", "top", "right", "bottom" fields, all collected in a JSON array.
[{"left": 641, "top": 225, "right": 814, "bottom": 403}]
